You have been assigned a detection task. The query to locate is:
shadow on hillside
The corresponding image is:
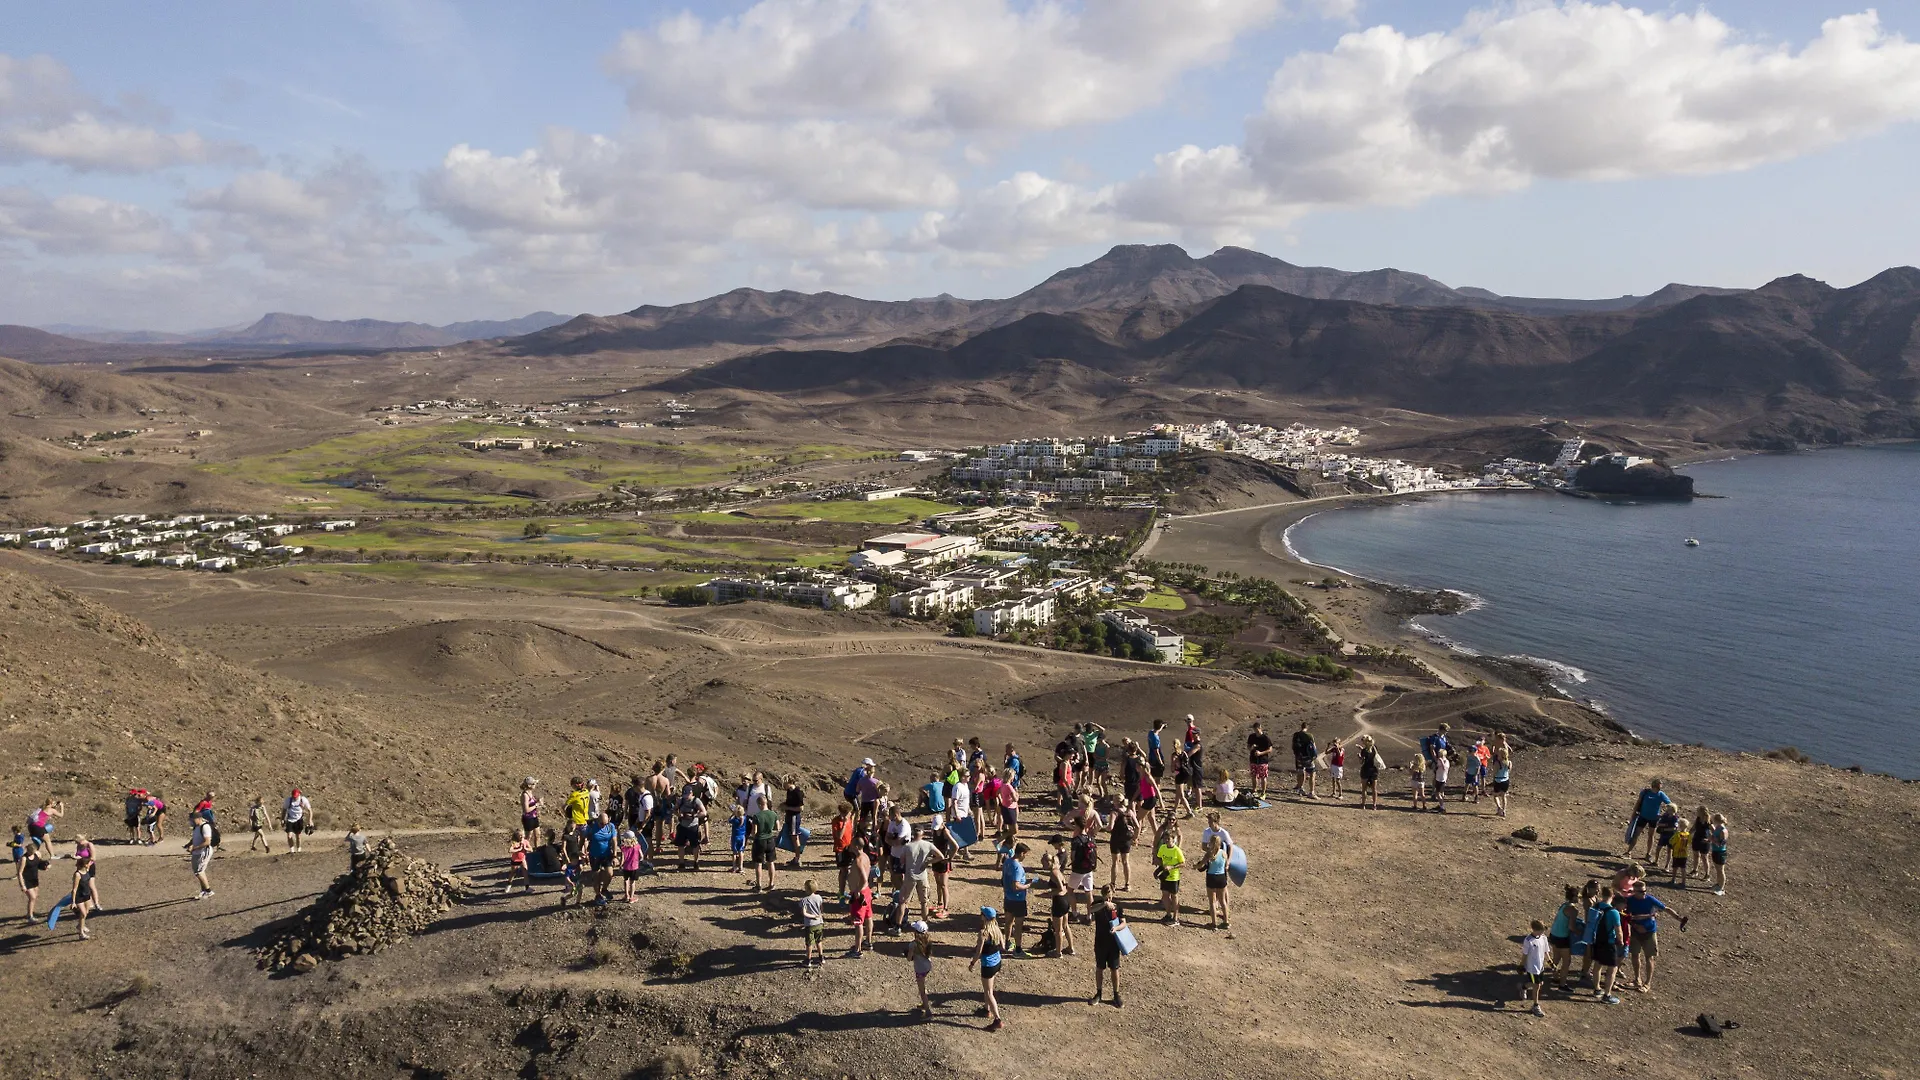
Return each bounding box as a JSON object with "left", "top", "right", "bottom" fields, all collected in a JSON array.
[{"left": 1400, "top": 966, "right": 1516, "bottom": 1011}]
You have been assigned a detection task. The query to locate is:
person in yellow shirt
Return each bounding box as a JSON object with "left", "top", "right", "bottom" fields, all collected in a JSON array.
[
  {"left": 1153, "top": 824, "right": 1184, "bottom": 927},
  {"left": 564, "top": 776, "right": 591, "bottom": 834},
  {"left": 1668, "top": 823, "right": 1692, "bottom": 886}
]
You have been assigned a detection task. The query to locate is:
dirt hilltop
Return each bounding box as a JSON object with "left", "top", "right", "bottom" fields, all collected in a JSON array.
[{"left": 0, "top": 556, "right": 1916, "bottom": 1078}]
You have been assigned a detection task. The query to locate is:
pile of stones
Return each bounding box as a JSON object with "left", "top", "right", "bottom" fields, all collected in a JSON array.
[{"left": 259, "top": 837, "right": 466, "bottom": 972}]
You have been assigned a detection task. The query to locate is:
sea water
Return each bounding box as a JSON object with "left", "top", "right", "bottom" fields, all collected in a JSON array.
[{"left": 1282, "top": 443, "right": 1920, "bottom": 778}]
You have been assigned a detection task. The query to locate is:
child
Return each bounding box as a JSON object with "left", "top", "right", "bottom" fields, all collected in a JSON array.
[
  {"left": 9, "top": 828, "right": 25, "bottom": 885},
  {"left": 1707, "top": 813, "right": 1731, "bottom": 896},
  {"left": 1668, "top": 820, "right": 1692, "bottom": 886},
  {"left": 618, "top": 828, "right": 644, "bottom": 903},
  {"left": 797, "top": 878, "right": 826, "bottom": 970},
  {"left": 504, "top": 829, "right": 531, "bottom": 894},
  {"left": 1325, "top": 738, "right": 1346, "bottom": 800},
  {"left": 1653, "top": 803, "right": 1680, "bottom": 871},
  {"left": 908, "top": 919, "right": 935, "bottom": 1018},
  {"left": 1521, "top": 919, "right": 1550, "bottom": 1017},
  {"left": 728, "top": 802, "right": 748, "bottom": 875},
  {"left": 246, "top": 796, "right": 271, "bottom": 854},
  {"left": 1407, "top": 755, "right": 1429, "bottom": 811}
]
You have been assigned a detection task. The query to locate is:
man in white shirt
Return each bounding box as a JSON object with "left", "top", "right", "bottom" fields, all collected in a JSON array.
[{"left": 1199, "top": 812, "right": 1234, "bottom": 860}]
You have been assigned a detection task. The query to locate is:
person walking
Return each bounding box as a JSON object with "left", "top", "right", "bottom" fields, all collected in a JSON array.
[
  {"left": 282, "top": 788, "right": 311, "bottom": 853},
  {"left": 1521, "top": 920, "right": 1550, "bottom": 1017},
  {"left": 1147, "top": 719, "right": 1167, "bottom": 786},
  {"left": 1043, "top": 838, "right": 1075, "bottom": 958},
  {"left": 969, "top": 907, "right": 1007, "bottom": 1032},
  {"left": 908, "top": 919, "right": 936, "bottom": 1019},
  {"left": 1589, "top": 886, "right": 1626, "bottom": 1005},
  {"left": 1090, "top": 884, "right": 1125, "bottom": 1007},
  {"left": 189, "top": 809, "right": 216, "bottom": 900},
  {"left": 26, "top": 798, "right": 63, "bottom": 860},
  {"left": 19, "top": 843, "right": 49, "bottom": 924},
  {"left": 797, "top": 878, "right": 826, "bottom": 971},
  {"left": 1490, "top": 746, "right": 1514, "bottom": 817},
  {"left": 1000, "top": 842, "right": 1032, "bottom": 956},
  {"left": 247, "top": 795, "right": 272, "bottom": 854}
]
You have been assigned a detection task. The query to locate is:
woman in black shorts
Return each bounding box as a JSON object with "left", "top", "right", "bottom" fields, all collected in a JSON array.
[
  {"left": 781, "top": 777, "right": 807, "bottom": 868},
  {"left": 928, "top": 825, "right": 954, "bottom": 916},
  {"left": 1357, "top": 735, "right": 1382, "bottom": 810},
  {"left": 1107, "top": 800, "right": 1137, "bottom": 892}
]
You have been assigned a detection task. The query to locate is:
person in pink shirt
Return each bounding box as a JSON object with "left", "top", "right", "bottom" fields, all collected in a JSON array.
[
  {"left": 997, "top": 768, "right": 1020, "bottom": 840},
  {"left": 978, "top": 768, "right": 1002, "bottom": 833}
]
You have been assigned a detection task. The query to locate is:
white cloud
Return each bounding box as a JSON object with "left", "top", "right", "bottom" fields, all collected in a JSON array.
[
  {"left": 0, "top": 187, "right": 181, "bottom": 256},
  {"left": 0, "top": 53, "right": 253, "bottom": 171},
  {"left": 1151, "top": 5, "right": 1920, "bottom": 220},
  {"left": 609, "top": 0, "right": 1281, "bottom": 130}
]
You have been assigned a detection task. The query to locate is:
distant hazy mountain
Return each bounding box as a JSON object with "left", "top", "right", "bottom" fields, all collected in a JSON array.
[
  {"left": 508, "top": 244, "right": 1726, "bottom": 356},
  {"left": 39, "top": 311, "right": 570, "bottom": 350}
]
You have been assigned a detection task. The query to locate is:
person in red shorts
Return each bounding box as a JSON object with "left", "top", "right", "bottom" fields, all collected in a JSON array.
[{"left": 1246, "top": 721, "right": 1274, "bottom": 801}]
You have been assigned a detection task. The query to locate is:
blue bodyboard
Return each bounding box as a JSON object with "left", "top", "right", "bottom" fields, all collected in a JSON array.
[
  {"left": 947, "top": 816, "right": 980, "bottom": 849},
  {"left": 46, "top": 893, "right": 73, "bottom": 929},
  {"left": 777, "top": 824, "right": 812, "bottom": 853},
  {"left": 1227, "top": 845, "right": 1249, "bottom": 887}
]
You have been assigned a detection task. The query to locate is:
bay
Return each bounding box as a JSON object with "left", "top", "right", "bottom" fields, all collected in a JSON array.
[{"left": 1282, "top": 443, "right": 1920, "bottom": 778}]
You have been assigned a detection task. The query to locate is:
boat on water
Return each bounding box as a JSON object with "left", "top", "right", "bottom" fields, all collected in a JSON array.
[{"left": 1685, "top": 538, "right": 1701, "bottom": 547}]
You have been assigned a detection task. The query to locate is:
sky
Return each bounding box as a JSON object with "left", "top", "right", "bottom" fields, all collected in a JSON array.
[{"left": 6, "top": 0, "right": 1920, "bottom": 330}]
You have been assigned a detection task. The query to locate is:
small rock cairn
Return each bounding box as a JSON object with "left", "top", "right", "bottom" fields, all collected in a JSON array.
[{"left": 259, "top": 837, "right": 466, "bottom": 973}]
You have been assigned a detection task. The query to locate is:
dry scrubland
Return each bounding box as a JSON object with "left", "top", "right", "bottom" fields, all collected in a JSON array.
[{"left": 0, "top": 554, "right": 1916, "bottom": 1078}]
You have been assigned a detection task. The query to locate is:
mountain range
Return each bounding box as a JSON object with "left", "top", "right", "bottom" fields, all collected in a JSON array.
[
  {"left": 634, "top": 247, "right": 1920, "bottom": 449},
  {"left": 33, "top": 311, "right": 570, "bottom": 351},
  {"left": 508, "top": 244, "right": 1736, "bottom": 356}
]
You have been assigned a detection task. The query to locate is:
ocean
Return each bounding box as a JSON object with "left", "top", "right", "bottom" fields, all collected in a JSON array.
[{"left": 1282, "top": 443, "right": 1920, "bottom": 778}]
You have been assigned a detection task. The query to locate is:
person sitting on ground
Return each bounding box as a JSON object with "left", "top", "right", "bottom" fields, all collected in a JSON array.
[{"left": 1213, "top": 768, "right": 1237, "bottom": 807}]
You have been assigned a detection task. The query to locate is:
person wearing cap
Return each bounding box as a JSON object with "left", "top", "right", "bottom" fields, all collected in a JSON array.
[
  {"left": 282, "top": 787, "right": 312, "bottom": 853},
  {"left": 969, "top": 906, "right": 1007, "bottom": 1031},
  {"left": 520, "top": 778, "right": 542, "bottom": 841},
  {"left": 908, "top": 918, "right": 936, "bottom": 1018}
]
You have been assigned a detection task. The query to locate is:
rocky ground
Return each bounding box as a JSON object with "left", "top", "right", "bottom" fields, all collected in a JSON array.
[{"left": 1, "top": 551, "right": 1916, "bottom": 1078}]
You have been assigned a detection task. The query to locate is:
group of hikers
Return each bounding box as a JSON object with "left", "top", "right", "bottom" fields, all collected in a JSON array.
[
  {"left": 14, "top": 713, "right": 1735, "bottom": 1028},
  {"left": 11, "top": 786, "right": 368, "bottom": 938},
  {"left": 1514, "top": 777, "right": 1733, "bottom": 1015}
]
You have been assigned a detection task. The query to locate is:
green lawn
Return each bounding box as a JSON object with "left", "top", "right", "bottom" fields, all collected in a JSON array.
[
  {"left": 296, "top": 516, "right": 846, "bottom": 567},
  {"left": 674, "top": 496, "right": 960, "bottom": 526},
  {"left": 280, "top": 560, "right": 712, "bottom": 597},
  {"left": 1131, "top": 586, "right": 1189, "bottom": 612},
  {"left": 202, "top": 423, "right": 868, "bottom": 509}
]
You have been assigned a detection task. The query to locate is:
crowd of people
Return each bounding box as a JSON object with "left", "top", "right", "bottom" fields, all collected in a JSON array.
[{"left": 13, "top": 714, "right": 1736, "bottom": 1029}]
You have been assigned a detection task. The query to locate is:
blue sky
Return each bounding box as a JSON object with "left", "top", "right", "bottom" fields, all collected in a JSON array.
[{"left": 5, "top": 1, "right": 1920, "bottom": 329}]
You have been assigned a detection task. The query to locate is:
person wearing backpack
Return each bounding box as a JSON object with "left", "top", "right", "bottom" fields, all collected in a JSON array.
[
  {"left": 1290, "top": 721, "right": 1318, "bottom": 800},
  {"left": 1420, "top": 725, "right": 1452, "bottom": 811},
  {"left": 282, "top": 788, "right": 311, "bottom": 853},
  {"left": 247, "top": 795, "right": 272, "bottom": 854},
  {"left": 1068, "top": 827, "right": 1099, "bottom": 922},
  {"left": 189, "top": 809, "right": 216, "bottom": 900},
  {"left": 1357, "top": 735, "right": 1383, "bottom": 810},
  {"left": 1589, "top": 886, "right": 1627, "bottom": 1005}
]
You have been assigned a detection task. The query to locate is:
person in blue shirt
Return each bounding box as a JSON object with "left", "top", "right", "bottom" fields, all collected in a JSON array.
[
  {"left": 1624, "top": 881, "right": 1687, "bottom": 993},
  {"left": 1147, "top": 720, "right": 1166, "bottom": 780},
  {"left": 1627, "top": 779, "right": 1675, "bottom": 860},
  {"left": 922, "top": 772, "right": 948, "bottom": 820},
  {"left": 1000, "top": 842, "right": 1031, "bottom": 956},
  {"left": 1004, "top": 745, "right": 1023, "bottom": 789}
]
